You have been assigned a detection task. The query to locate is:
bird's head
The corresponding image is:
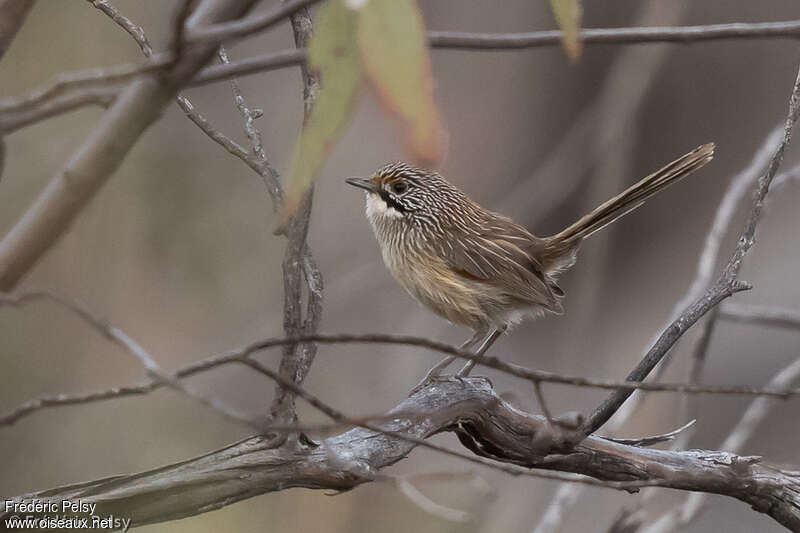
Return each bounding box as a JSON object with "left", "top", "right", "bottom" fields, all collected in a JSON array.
[{"left": 346, "top": 162, "right": 461, "bottom": 224}]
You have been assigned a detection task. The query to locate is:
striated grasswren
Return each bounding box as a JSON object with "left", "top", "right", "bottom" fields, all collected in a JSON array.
[{"left": 346, "top": 143, "right": 715, "bottom": 376}]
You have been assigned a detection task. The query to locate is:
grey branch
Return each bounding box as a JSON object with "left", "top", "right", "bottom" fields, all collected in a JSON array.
[
  {"left": 0, "top": 290, "right": 254, "bottom": 426},
  {"left": 0, "top": 0, "right": 262, "bottom": 291},
  {"left": 6, "top": 20, "right": 800, "bottom": 134},
  {"left": 5, "top": 378, "right": 800, "bottom": 531},
  {"left": 602, "top": 121, "right": 795, "bottom": 530},
  {"left": 426, "top": 20, "right": 800, "bottom": 50},
  {"left": 84, "top": 0, "right": 284, "bottom": 202},
  {"left": 270, "top": 4, "right": 323, "bottom": 424},
  {"left": 581, "top": 59, "right": 800, "bottom": 437},
  {"left": 86, "top": 0, "right": 153, "bottom": 55},
  {"left": 530, "top": 4, "right": 691, "bottom": 529},
  {"left": 676, "top": 125, "right": 786, "bottom": 393},
  {"left": 84, "top": 0, "right": 323, "bottom": 425},
  {"left": 641, "top": 356, "right": 800, "bottom": 533},
  {"left": 0, "top": 0, "right": 35, "bottom": 61},
  {"left": 6, "top": 332, "right": 800, "bottom": 428},
  {"left": 187, "top": 14, "right": 800, "bottom": 50},
  {"left": 186, "top": 0, "right": 321, "bottom": 45},
  {"left": 720, "top": 302, "right": 800, "bottom": 329}
]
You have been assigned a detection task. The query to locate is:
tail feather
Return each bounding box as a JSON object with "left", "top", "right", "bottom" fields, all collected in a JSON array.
[{"left": 550, "top": 142, "right": 714, "bottom": 245}]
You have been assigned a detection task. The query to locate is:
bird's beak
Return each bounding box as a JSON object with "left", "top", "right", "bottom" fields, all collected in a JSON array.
[{"left": 345, "top": 177, "right": 376, "bottom": 193}]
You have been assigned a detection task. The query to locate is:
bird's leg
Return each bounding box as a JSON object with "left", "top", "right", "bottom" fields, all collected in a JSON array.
[
  {"left": 457, "top": 326, "right": 506, "bottom": 377},
  {"left": 411, "top": 330, "right": 485, "bottom": 392}
]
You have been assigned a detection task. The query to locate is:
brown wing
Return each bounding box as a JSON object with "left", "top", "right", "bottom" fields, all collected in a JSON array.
[{"left": 435, "top": 213, "right": 563, "bottom": 313}]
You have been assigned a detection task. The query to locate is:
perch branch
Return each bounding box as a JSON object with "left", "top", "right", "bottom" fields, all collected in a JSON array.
[{"left": 5, "top": 378, "right": 800, "bottom": 531}]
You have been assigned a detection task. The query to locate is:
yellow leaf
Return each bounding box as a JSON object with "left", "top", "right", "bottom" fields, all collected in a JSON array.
[
  {"left": 284, "top": 0, "right": 362, "bottom": 214},
  {"left": 549, "top": 0, "right": 583, "bottom": 61},
  {"left": 357, "top": 0, "right": 445, "bottom": 165}
]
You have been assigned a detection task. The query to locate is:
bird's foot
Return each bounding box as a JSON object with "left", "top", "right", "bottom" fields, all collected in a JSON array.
[
  {"left": 410, "top": 372, "right": 476, "bottom": 396},
  {"left": 456, "top": 360, "right": 476, "bottom": 377},
  {"left": 409, "top": 355, "right": 457, "bottom": 395}
]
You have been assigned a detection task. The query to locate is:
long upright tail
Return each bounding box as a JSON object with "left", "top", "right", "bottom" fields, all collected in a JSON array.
[{"left": 550, "top": 143, "right": 715, "bottom": 245}]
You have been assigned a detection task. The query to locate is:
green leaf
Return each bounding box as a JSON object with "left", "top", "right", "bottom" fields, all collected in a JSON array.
[
  {"left": 357, "top": 0, "right": 444, "bottom": 165},
  {"left": 284, "top": 0, "right": 362, "bottom": 213},
  {"left": 548, "top": 0, "right": 583, "bottom": 61}
]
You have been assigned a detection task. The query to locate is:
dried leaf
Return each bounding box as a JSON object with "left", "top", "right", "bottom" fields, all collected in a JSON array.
[
  {"left": 284, "top": 0, "right": 362, "bottom": 213},
  {"left": 549, "top": 0, "right": 583, "bottom": 61},
  {"left": 357, "top": 0, "right": 444, "bottom": 165}
]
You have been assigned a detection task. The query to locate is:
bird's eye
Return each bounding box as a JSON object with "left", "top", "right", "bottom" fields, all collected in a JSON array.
[{"left": 391, "top": 181, "right": 408, "bottom": 195}]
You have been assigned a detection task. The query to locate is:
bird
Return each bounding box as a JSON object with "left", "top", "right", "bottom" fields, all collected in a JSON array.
[{"left": 346, "top": 143, "right": 715, "bottom": 377}]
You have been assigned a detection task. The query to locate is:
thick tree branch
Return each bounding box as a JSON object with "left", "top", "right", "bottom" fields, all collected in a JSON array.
[{"left": 5, "top": 378, "right": 800, "bottom": 530}]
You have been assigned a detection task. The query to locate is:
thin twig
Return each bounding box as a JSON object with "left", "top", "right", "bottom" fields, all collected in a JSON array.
[
  {"left": 771, "top": 161, "right": 800, "bottom": 191},
  {"left": 7, "top": 21, "right": 800, "bottom": 134},
  {"left": 720, "top": 302, "right": 800, "bottom": 329},
  {"left": 0, "top": 88, "right": 117, "bottom": 132},
  {"left": 580, "top": 61, "right": 800, "bottom": 437},
  {"left": 0, "top": 290, "right": 254, "bottom": 426},
  {"left": 186, "top": 0, "right": 321, "bottom": 45},
  {"left": 86, "top": 0, "right": 153, "bottom": 54},
  {"left": 606, "top": 420, "right": 696, "bottom": 448},
  {"left": 637, "top": 122, "right": 785, "bottom": 476},
  {"left": 86, "top": 0, "right": 251, "bottom": 183},
  {"left": 214, "top": 46, "right": 283, "bottom": 203},
  {"left": 218, "top": 45, "right": 267, "bottom": 161},
  {"left": 0, "top": 0, "right": 261, "bottom": 289},
  {"left": 171, "top": 0, "right": 196, "bottom": 58},
  {"left": 187, "top": 14, "right": 800, "bottom": 50},
  {"left": 530, "top": 5, "right": 690, "bottom": 529},
  {"left": 86, "top": 0, "right": 285, "bottom": 205},
  {"left": 269, "top": 4, "right": 323, "bottom": 423},
  {"left": 533, "top": 381, "right": 555, "bottom": 426},
  {"left": 81, "top": 0, "right": 321, "bottom": 429},
  {"left": 640, "top": 356, "right": 800, "bottom": 533},
  {"left": 7, "top": 332, "right": 800, "bottom": 428},
  {"left": 427, "top": 21, "right": 800, "bottom": 50},
  {"left": 380, "top": 475, "right": 471, "bottom": 523},
  {"left": 0, "top": 0, "right": 35, "bottom": 61}
]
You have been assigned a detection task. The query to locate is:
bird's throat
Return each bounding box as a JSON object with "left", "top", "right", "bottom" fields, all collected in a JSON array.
[{"left": 366, "top": 192, "right": 405, "bottom": 220}]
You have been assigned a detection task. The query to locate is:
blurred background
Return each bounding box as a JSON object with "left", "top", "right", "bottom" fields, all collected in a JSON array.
[{"left": 2, "top": 1, "right": 800, "bottom": 531}]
